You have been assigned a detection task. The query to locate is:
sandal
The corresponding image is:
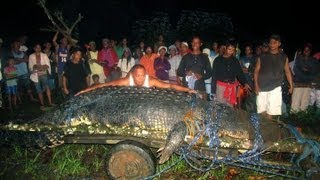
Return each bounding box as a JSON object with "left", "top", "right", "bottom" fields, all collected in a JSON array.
[
  {"left": 49, "top": 103, "right": 56, "bottom": 107},
  {"left": 40, "top": 106, "right": 46, "bottom": 111}
]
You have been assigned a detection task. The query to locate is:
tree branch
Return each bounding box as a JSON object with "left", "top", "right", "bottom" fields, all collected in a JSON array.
[
  {"left": 68, "top": 13, "right": 83, "bottom": 34},
  {"left": 38, "top": 0, "right": 61, "bottom": 32},
  {"left": 54, "top": 11, "right": 70, "bottom": 32},
  {"left": 40, "top": 27, "right": 58, "bottom": 32},
  {"left": 38, "top": 0, "right": 81, "bottom": 46}
]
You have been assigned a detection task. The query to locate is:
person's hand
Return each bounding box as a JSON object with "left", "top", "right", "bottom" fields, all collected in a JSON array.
[
  {"left": 243, "top": 83, "right": 252, "bottom": 92},
  {"left": 75, "top": 87, "right": 96, "bottom": 96},
  {"left": 75, "top": 89, "right": 89, "bottom": 96},
  {"left": 63, "top": 88, "right": 69, "bottom": 95},
  {"left": 186, "top": 70, "right": 193, "bottom": 76},
  {"left": 89, "top": 59, "right": 96, "bottom": 64},
  {"left": 288, "top": 85, "right": 293, "bottom": 94},
  {"left": 194, "top": 73, "right": 202, "bottom": 80},
  {"left": 176, "top": 77, "right": 182, "bottom": 85},
  {"left": 188, "top": 89, "right": 197, "bottom": 94},
  {"left": 254, "top": 84, "right": 260, "bottom": 95},
  {"left": 43, "top": 65, "right": 49, "bottom": 69}
]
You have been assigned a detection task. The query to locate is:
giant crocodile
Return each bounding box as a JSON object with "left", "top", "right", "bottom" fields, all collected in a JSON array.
[{"left": 0, "top": 86, "right": 319, "bottom": 178}]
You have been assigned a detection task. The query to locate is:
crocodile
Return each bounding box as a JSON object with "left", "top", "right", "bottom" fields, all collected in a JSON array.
[{"left": 0, "top": 86, "right": 309, "bottom": 164}]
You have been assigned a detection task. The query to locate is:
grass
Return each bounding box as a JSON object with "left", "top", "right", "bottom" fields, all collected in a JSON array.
[
  {"left": 0, "top": 144, "right": 109, "bottom": 179},
  {"left": 0, "top": 95, "right": 319, "bottom": 179},
  {"left": 282, "top": 106, "right": 320, "bottom": 136}
]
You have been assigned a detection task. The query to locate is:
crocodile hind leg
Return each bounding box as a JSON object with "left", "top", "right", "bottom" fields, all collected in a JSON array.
[{"left": 157, "top": 121, "right": 187, "bottom": 164}]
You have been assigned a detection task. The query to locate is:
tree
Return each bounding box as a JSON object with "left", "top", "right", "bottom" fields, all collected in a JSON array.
[
  {"left": 38, "top": 0, "right": 83, "bottom": 45},
  {"left": 130, "top": 12, "right": 172, "bottom": 46},
  {"left": 176, "top": 10, "right": 234, "bottom": 42},
  {"left": 130, "top": 10, "right": 234, "bottom": 46}
]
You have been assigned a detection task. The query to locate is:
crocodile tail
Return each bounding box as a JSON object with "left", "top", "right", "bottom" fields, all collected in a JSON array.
[{"left": 0, "top": 130, "right": 65, "bottom": 149}]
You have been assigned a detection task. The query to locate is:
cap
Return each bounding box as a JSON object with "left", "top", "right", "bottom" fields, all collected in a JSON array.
[
  {"left": 158, "top": 46, "right": 167, "bottom": 53},
  {"left": 89, "top": 41, "right": 96, "bottom": 46},
  {"left": 168, "top": 45, "right": 177, "bottom": 51},
  {"left": 202, "top": 48, "right": 211, "bottom": 56},
  {"left": 181, "top": 41, "right": 188, "bottom": 48}
]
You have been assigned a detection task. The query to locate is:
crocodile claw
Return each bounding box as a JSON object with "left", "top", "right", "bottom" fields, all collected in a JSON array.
[{"left": 157, "top": 146, "right": 174, "bottom": 164}]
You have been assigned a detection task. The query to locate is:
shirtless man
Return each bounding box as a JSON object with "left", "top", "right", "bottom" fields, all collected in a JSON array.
[{"left": 76, "top": 64, "right": 196, "bottom": 95}]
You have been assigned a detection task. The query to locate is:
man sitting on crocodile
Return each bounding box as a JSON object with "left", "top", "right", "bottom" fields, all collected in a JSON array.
[{"left": 76, "top": 64, "right": 197, "bottom": 95}]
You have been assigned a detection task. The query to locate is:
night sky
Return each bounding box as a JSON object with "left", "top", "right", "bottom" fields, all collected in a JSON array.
[{"left": 1, "top": 0, "right": 319, "bottom": 57}]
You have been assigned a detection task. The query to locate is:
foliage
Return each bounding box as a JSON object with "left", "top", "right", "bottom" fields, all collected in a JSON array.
[
  {"left": 282, "top": 106, "right": 320, "bottom": 135},
  {"left": 130, "top": 10, "right": 234, "bottom": 46},
  {"left": 176, "top": 10, "right": 234, "bottom": 41},
  {"left": 286, "top": 107, "right": 320, "bottom": 125},
  {"left": 131, "top": 12, "right": 172, "bottom": 46}
]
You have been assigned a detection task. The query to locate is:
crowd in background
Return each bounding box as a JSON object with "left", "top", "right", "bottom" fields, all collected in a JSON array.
[{"left": 0, "top": 33, "right": 319, "bottom": 121}]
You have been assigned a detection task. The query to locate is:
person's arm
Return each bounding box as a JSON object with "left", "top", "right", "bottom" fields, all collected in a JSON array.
[
  {"left": 211, "top": 59, "right": 217, "bottom": 94},
  {"left": 254, "top": 57, "right": 261, "bottom": 95},
  {"left": 293, "top": 58, "right": 303, "bottom": 78},
  {"left": 284, "top": 57, "right": 293, "bottom": 94},
  {"left": 150, "top": 77, "right": 196, "bottom": 93},
  {"left": 75, "top": 77, "right": 129, "bottom": 96},
  {"left": 176, "top": 56, "right": 187, "bottom": 77},
  {"left": 164, "top": 59, "right": 171, "bottom": 70},
  {"left": 52, "top": 32, "right": 59, "bottom": 47},
  {"left": 62, "top": 75, "right": 69, "bottom": 95},
  {"left": 85, "top": 75, "right": 90, "bottom": 87},
  {"left": 44, "top": 54, "right": 51, "bottom": 75},
  {"left": 203, "top": 55, "right": 212, "bottom": 80},
  {"left": 22, "top": 54, "right": 28, "bottom": 63},
  {"left": 235, "top": 58, "right": 248, "bottom": 85},
  {"left": 28, "top": 55, "right": 35, "bottom": 72}
]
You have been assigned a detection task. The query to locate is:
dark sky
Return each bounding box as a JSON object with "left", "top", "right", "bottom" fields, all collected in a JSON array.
[{"left": 1, "top": 0, "right": 319, "bottom": 56}]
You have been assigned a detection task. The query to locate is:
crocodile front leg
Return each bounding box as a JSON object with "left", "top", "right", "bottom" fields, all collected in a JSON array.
[{"left": 157, "top": 121, "right": 187, "bottom": 164}]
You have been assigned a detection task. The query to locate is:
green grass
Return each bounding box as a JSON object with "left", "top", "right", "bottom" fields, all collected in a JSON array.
[
  {"left": 0, "top": 103, "right": 319, "bottom": 178},
  {"left": 0, "top": 144, "right": 110, "bottom": 178}
]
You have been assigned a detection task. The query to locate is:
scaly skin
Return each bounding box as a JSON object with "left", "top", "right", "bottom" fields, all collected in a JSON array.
[{"left": 0, "top": 86, "right": 261, "bottom": 163}]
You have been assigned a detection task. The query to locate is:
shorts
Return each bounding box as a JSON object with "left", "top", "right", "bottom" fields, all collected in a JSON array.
[
  {"left": 48, "top": 78, "right": 55, "bottom": 90},
  {"left": 256, "top": 86, "right": 282, "bottom": 115},
  {"left": 34, "top": 75, "right": 49, "bottom": 93},
  {"left": 6, "top": 85, "right": 17, "bottom": 95}
]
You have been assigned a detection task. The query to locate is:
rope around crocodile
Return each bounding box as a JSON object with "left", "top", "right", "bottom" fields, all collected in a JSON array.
[{"left": 145, "top": 95, "right": 320, "bottom": 179}]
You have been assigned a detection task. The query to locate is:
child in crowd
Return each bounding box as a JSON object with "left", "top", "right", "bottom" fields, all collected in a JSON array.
[
  {"left": 91, "top": 74, "right": 100, "bottom": 86},
  {"left": 4, "top": 58, "right": 18, "bottom": 111}
]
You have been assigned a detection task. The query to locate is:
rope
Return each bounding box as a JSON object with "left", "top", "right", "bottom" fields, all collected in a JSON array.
[
  {"left": 145, "top": 96, "right": 320, "bottom": 179},
  {"left": 285, "top": 124, "right": 320, "bottom": 166},
  {"left": 183, "top": 110, "right": 196, "bottom": 138}
]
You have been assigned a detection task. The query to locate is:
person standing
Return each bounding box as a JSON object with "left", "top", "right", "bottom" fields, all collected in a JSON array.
[
  {"left": 212, "top": 43, "right": 251, "bottom": 106},
  {"left": 4, "top": 58, "right": 18, "bottom": 111},
  {"left": 140, "top": 45, "right": 158, "bottom": 78},
  {"left": 52, "top": 32, "right": 71, "bottom": 90},
  {"left": 117, "top": 48, "right": 135, "bottom": 77},
  {"left": 63, "top": 48, "right": 90, "bottom": 97},
  {"left": 154, "top": 46, "right": 170, "bottom": 82},
  {"left": 168, "top": 45, "right": 182, "bottom": 84},
  {"left": 29, "top": 43, "right": 54, "bottom": 110},
  {"left": 177, "top": 36, "right": 212, "bottom": 97},
  {"left": 254, "top": 34, "right": 293, "bottom": 119},
  {"left": 291, "top": 44, "right": 317, "bottom": 112}
]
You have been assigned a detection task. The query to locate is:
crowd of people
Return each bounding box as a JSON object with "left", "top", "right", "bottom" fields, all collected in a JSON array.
[{"left": 0, "top": 33, "right": 319, "bottom": 121}]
